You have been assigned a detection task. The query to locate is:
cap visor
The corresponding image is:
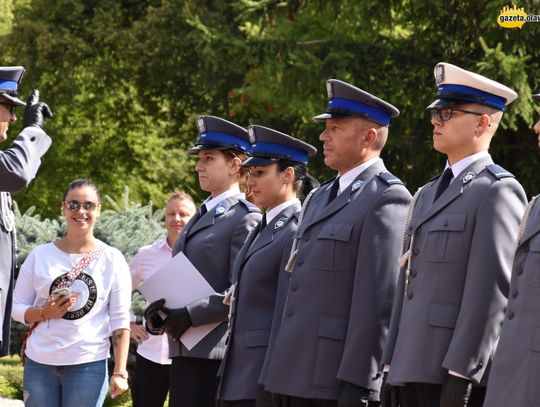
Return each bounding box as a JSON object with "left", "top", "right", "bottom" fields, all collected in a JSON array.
[
  {"left": 187, "top": 144, "right": 228, "bottom": 155},
  {"left": 533, "top": 94, "right": 540, "bottom": 102},
  {"left": 426, "top": 99, "right": 456, "bottom": 109},
  {"left": 312, "top": 112, "right": 332, "bottom": 122},
  {"left": 242, "top": 157, "right": 278, "bottom": 167},
  {"left": 0, "top": 93, "right": 26, "bottom": 107},
  {"left": 313, "top": 111, "right": 362, "bottom": 122}
]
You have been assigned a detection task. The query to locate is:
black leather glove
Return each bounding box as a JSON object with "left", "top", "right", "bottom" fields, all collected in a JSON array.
[
  {"left": 162, "top": 305, "right": 192, "bottom": 340},
  {"left": 440, "top": 374, "right": 472, "bottom": 407},
  {"left": 338, "top": 381, "right": 372, "bottom": 407},
  {"left": 23, "top": 89, "right": 53, "bottom": 129},
  {"left": 144, "top": 298, "right": 167, "bottom": 335},
  {"left": 380, "top": 372, "right": 398, "bottom": 407}
]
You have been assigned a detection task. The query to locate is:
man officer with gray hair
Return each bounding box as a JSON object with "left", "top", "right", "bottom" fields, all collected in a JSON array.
[
  {"left": 0, "top": 66, "right": 53, "bottom": 356},
  {"left": 381, "top": 63, "right": 527, "bottom": 407},
  {"left": 264, "top": 79, "right": 412, "bottom": 407}
]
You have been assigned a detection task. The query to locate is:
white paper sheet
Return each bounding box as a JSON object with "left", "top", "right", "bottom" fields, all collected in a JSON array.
[{"left": 138, "top": 252, "right": 220, "bottom": 350}]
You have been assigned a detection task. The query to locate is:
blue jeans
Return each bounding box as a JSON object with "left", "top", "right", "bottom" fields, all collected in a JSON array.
[{"left": 23, "top": 358, "right": 109, "bottom": 407}]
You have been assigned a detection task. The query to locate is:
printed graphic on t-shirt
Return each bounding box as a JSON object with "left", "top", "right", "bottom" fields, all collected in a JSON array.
[{"left": 50, "top": 273, "right": 98, "bottom": 320}]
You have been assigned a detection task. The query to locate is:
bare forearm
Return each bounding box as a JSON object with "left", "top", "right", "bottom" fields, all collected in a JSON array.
[
  {"left": 24, "top": 306, "right": 48, "bottom": 324},
  {"left": 23, "top": 294, "right": 72, "bottom": 323},
  {"left": 111, "top": 328, "right": 130, "bottom": 374}
]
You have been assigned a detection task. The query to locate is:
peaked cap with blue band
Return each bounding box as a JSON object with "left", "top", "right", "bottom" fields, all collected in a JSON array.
[
  {"left": 427, "top": 62, "right": 517, "bottom": 111},
  {"left": 0, "top": 66, "right": 26, "bottom": 106},
  {"left": 242, "top": 125, "right": 317, "bottom": 167},
  {"left": 188, "top": 115, "right": 251, "bottom": 155},
  {"left": 313, "top": 79, "right": 399, "bottom": 126}
]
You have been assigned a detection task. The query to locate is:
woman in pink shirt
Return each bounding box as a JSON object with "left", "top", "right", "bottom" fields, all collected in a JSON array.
[{"left": 129, "top": 191, "right": 196, "bottom": 407}]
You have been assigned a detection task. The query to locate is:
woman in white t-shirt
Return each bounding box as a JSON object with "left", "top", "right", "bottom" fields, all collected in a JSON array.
[{"left": 12, "top": 179, "right": 132, "bottom": 407}]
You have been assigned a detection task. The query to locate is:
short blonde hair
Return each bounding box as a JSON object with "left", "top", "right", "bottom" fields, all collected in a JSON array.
[{"left": 167, "top": 190, "right": 195, "bottom": 205}]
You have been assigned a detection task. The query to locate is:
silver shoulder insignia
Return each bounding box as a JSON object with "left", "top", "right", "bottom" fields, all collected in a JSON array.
[
  {"left": 275, "top": 217, "right": 286, "bottom": 229},
  {"left": 215, "top": 203, "right": 230, "bottom": 215},
  {"left": 462, "top": 172, "right": 475, "bottom": 184},
  {"left": 352, "top": 180, "right": 364, "bottom": 192}
]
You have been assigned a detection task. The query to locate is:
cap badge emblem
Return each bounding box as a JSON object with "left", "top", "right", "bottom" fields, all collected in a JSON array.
[
  {"left": 326, "top": 81, "right": 333, "bottom": 98},
  {"left": 248, "top": 127, "right": 255, "bottom": 142},
  {"left": 435, "top": 64, "right": 445, "bottom": 84},
  {"left": 196, "top": 117, "right": 206, "bottom": 132}
]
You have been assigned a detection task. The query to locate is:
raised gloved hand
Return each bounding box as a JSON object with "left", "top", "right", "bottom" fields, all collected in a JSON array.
[
  {"left": 162, "top": 305, "right": 192, "bottom": 340},
  {"left": 144, "top": 298, "right": 167, "bottom": 335},
  {"left": 380, "top": 372, "right": 399, "bottom": 407},
  {"left": 337, "top": 381, "right": 372, "bottom": 407},
  {"left": 440, "top": 374, "right": 472, "bottom": 407},
  {"left": 23, "top": 89, "right": 53, "bottom": 129}
]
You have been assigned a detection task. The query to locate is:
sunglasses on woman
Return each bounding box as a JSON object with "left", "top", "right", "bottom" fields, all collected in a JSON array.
[
  {"left": 0, "top": 102, "right": 16, "bottom": 116},
  {"left": 63, "top": 200, "right": 97, "bottom": 212}
]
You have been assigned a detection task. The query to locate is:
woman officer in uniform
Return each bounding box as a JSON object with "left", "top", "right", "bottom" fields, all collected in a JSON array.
[
  {"left": 144, "top": 115, "right": 262, "bottom": 407},
  {"left": 217, "top": 125, "right": 318, "bottom": 407}
]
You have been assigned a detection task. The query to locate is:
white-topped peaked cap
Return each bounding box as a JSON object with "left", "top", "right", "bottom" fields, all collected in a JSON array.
[
  {"left": 0, "top": 66, "right": 26, "bottom": 106},
  {"left": 427, "top": 62, "right": 517, "bottom": 111},
  {"left": 313, "top": 79, "right": 399, "bottom": 126}
]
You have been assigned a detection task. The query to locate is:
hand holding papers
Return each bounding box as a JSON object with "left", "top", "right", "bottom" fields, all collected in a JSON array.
[{"left": 138, "top": 252, "right": 220, "bottom": 350}]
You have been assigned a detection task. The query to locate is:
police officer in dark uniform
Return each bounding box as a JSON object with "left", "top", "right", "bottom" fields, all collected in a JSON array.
[
  {"left": 482, "top": 93, "right": 540, "bottom": 407},
  {"left": 381, "top": 63, "right": 528, "bottom": 407},
  {"left": 264, "top": 79, "right": 412, "bottom": 407},
  {"left": 0, "top": 66, "right": 53, "bottom": 356},
  {"left": 217, "top": 125, "right": 318, "bottom": 407},
  {"left": 144, "top": 115, "right": 261, "bottom": 407}
]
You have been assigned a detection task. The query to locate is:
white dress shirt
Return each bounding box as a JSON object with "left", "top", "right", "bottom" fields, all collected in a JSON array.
[{"left": 130, "top": 238, "right": 173, "bottom": 365}]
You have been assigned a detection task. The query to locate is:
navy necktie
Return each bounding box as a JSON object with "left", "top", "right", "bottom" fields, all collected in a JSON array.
[
  {"left": 199, "top": 204, "right": 208, "bottom": 217},
  {"left": 433, "top": 168, "right": 453, "bottom": 202},
  {"left": 192, "top": 204, "right": 207, "bottom": 224},
  {"left": 327, "top": 177, "right": 340, "bottom": 204},
  {"left": 258, "top": 214, "right": 267, "bottom": 234}
]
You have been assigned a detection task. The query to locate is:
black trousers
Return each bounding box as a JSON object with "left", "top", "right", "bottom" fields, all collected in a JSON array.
[
  {"left": 218, "top": 400, "right": 256, "bottom": 407},
  {"left": 131, "top": 353, "right": 170, "bottom": 407},
  {"left": 169, "top": 356, "right": 221, "bottom": 407},
  {"left": 271, "top": 395, "right": 337, "bottom": 407},
  {"left": 399, "top": 383, "right": 485, "bottom": 407},
  {"left": 271, "top": 394, "right": 380, "bottom": 407},
  {"left": 217, "top": 384, "right": 272, "bottom": 407}
]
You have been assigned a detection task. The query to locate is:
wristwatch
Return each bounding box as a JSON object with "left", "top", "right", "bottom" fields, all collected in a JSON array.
[{"left": 112, "top": 371, "right": 129, "bottom": 380}]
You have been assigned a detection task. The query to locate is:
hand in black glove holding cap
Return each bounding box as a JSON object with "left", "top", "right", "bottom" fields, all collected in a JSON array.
[
  {"left": 144, "top": 298, "right": 167, "bottom": 335},
  {"left": 162, "top": 305, "right": 192, "bottom": 340},
  {"left": 23, "top": 89, "right": 53, "bottom": 129}
]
